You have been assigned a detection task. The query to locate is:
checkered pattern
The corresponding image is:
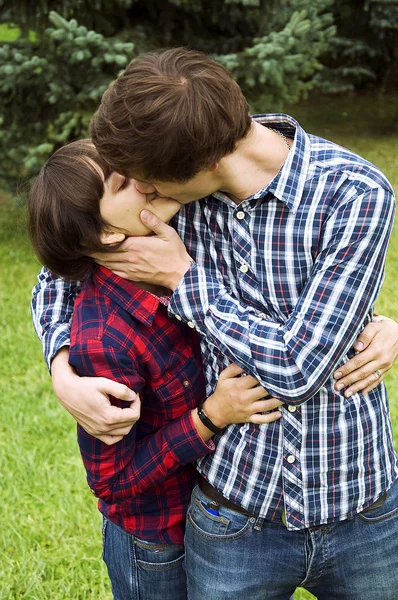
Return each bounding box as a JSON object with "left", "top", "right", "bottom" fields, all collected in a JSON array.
[
  {"left": 68, "top": 266, "right": 212, "bottom": 544},
  {"left": 32, "top": 114, "right": 397, "bottom": 531}
]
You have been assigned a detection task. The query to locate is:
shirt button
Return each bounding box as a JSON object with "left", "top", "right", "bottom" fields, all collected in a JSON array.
[
  {"left": 288, "top": 405, "right": 296, "bottom": 413},
  {"left": 236, "top": 210, "right": 245, "bottom": 220},
  {"left": 187, "top": 321, "right": 195, "bottom": 329},
  {"left": 287, "top": 455, "right": 295, "bottom": 464},
  {"left": 240, "top": 264, "right": 249, "bottom": 273},
  {"left": 258, "top": 312, "right": 267, "bottom": 319},
  {"left": 175, "top": 315, "right": 182, "bottom": 321},
  {"left": 183, "top": 380, "right": 190, "bottom": 387},
  {"left": 320, "top": 387, "right": 327, "bottom": 393}
]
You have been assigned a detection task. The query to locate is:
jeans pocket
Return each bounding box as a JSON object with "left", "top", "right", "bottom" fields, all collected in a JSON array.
[
  {"left": 358, "top": 478, "right": 398, "bottom": 524},
  {"left": 134, "top": 538, "right": 185, "bottom": 570},
  {"left": 186, "top": 489, "right": 253, "bottom": 542}
]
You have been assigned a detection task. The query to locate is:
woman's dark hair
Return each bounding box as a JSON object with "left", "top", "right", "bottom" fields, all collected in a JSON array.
[{"left": 28, "top": 139, "right": 121, "bottom": 281}]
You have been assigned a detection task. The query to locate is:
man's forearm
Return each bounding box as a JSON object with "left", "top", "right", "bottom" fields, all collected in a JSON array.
[{"left": 169, "top": 191, "right": 394, "bottom": 404}]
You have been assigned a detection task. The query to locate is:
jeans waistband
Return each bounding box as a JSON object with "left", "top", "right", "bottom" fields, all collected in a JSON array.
[
  {"left": 197, "top": 475, "right": 254, "bottom": 518},
  {"left": 198, "top": 475, "right": 388, "bottom": 525}
]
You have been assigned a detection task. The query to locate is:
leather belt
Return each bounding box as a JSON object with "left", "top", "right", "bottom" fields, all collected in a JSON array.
[
  {"left": 198, "top": 475, "right": 388, "bottom": 522},
  {"left": 198, "top": 475, "right": 254, "bottom": 518},
  {"left": 361, "top": 492, "right": 387, "bottom": 513}
]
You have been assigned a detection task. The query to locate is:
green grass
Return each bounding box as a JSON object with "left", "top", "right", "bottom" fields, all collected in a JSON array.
[{"left": 1, "top": 91, "right": 397, "bottom": 599}]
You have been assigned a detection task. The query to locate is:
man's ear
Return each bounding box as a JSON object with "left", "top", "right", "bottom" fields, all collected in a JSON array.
[{"left": 100, "top": 230, "right": 126, "bottom": 245}]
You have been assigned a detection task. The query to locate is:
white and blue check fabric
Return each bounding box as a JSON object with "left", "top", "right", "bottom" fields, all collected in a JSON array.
[{"left": 32, "top": 114, "right": 398, "bottom": 530}]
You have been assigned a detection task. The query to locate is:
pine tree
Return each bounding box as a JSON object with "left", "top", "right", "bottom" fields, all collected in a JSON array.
[
  {"left": 0, "top": 10, "right": 135, "bottom": 186},
  {"left": 0, "top": 0, "right": 351, "bottom": 188},
  {"left": 317, "top": 0, "right": 398, "bottom": 93}
]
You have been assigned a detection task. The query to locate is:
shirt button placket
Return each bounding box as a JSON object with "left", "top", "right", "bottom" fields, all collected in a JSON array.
[{"left": 233, "top": 203, "right": 252, "bottom": 293}]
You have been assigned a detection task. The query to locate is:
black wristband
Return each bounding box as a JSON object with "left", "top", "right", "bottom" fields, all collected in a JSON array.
[{"left": 197, "top": 403, "right": 224, "bottom": 435}]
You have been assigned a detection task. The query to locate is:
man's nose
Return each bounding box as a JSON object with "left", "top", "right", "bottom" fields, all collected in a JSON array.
[{"left": 135, "top": 181, "right": 156, "bottom": 194}]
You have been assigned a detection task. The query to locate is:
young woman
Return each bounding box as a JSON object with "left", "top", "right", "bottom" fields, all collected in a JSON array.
[{"left": 28, "top": 139, "right": 282, "bottom": 600}]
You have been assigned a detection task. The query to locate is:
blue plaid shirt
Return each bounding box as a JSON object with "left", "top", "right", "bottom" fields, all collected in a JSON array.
[{"left": 32, "top": 114, "right": 398, "bottom": 530}]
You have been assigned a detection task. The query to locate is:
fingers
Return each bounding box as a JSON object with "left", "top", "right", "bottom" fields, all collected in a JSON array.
[
  {"left": 333, "top": 317, "right": 398, "bottom": 396},
  {"left": 219, "top": 363, "right": 245, "bottom": 378},
  {"left": 246, "top": 385, "right": 272, "bottom": 401},
  {"left": 82, "top": 414, "right": 137, "bottom": 438},
  {"left": 250, "top": 398, "right": 284, "bottom": 412},
  {"left": 351, "top": 322, "right": 379, "bottom": 353},
  {"left": 246, "top": 398, "right": 284, "bottom": 425},
  {"left": 372, "top": 314, "right": 387, "bottom": 323},
  {"left": 99, "top": 404, "right": 140, "bottom": 429},
  {"left": 334, "top": 354, "right": 385, "bottom": 396},
  {"left": 218, "top": 364, "right": 261, "bottom": 389},
  {"left": 98, "top": 378, "right": 137, "bottom": 403},
  {"left": 140, "top": 209, "right": 173, "bottom": 238},
  {"left": 334, "top": 344, "right": 382, "bottom": 383},
  {"left": 342, "top": 368, "right": 386, "bottom": 398},
  {"left": 91, "top": 238, "right": 133, "bottom": 261},
  {"left": 334, "top": 349, "right": 374, "bottom": 382},
  {"left": 250, "top": 410, "right": 282, "bottom": 425},
  {"left": 361, "top": 372, "right": 387, "bottom": 396}
]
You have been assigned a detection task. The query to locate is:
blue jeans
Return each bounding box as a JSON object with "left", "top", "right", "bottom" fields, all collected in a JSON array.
[
  {"left": 102, "top": 517, "right": 187, "bottom": 600},
  {"left": 184, "top": 478, "right": 398, "bottom": 600}
]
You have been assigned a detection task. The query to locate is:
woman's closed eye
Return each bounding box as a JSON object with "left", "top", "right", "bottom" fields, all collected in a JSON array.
[{"left": 118, "top": 177, "right": 129, "bottom": 191}]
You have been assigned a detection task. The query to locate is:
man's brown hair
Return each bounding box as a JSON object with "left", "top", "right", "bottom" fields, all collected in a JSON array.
[
  {"left": 91, "top": 47, "right": 252, "bottom": 182},
  {"left": 28, "top": 139, "right": 119, "bottom": 281}
]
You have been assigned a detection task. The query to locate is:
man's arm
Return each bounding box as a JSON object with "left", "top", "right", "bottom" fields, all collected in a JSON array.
[
  {"left": 96, "top": 190, "right": 395, "bottom": 404},
  {"left": 31, "top": 267, "right": 140, "bottom": 444},
  {"left": 31, "top": 266, "right": 78, "bottom": 370},
  {"left": 168, "top": 188, "right": 395, "bottom": 404},
  {"left": 71, "top": 342, "right": 282, "bottom": 504}
]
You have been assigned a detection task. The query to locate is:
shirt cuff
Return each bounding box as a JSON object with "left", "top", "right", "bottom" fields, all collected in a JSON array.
[
  {"left": 165, "top": 411, "right": 215, "bottom": 465},
  {"left": 42, "top": 325, "right": 71, "bottom": 372}
]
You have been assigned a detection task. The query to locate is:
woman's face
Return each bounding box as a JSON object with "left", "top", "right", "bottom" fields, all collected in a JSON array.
[{"left": 100, "top": 171, "right": 181, "bottom": 237}]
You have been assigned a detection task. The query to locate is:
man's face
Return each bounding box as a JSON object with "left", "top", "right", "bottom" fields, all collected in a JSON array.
[
  {"left": 100, "top": 172, "right": 181, "bottom": 237},
  {"left": 132, "top": 168, "right": 220, "bottom": 205}
]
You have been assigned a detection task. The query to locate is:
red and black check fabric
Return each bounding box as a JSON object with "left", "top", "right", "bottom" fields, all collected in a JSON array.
[{"left": 69, "top": 266, "right": 214, "bottom": 544}]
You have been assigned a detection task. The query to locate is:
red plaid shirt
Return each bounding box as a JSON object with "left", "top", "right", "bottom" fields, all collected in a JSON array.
[{"left": 69, "top": 266, "right": 214, "bottom": 544}]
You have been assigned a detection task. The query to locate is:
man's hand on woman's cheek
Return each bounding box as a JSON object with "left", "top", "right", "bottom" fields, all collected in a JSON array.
[
  {"left": 334, "top": 316, "right": 398, "bottom": 397},
  {"left": 92, "top": 210, "right": 193, "bottom": 290}
]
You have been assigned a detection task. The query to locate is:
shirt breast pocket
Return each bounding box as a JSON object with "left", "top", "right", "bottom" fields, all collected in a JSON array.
[{"left": 153, "top": 358, "right": 206, "bottom": 420}]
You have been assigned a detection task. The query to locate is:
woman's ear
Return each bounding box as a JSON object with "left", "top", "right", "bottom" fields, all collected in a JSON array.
[{"left": 100, "top": 230, "right": 126, "bottom": 245}]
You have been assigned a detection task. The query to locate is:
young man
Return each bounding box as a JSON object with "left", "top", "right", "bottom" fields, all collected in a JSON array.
[{"left": 32, "top": 48, "right": 398, "bottom": 599}]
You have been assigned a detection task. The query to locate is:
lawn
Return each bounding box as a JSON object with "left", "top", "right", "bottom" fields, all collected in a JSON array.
[{"left": 0, "top": 91, "right": 397, "bottom": 599}]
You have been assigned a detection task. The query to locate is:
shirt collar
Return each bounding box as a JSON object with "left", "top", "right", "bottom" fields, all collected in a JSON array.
[
  {"left": 213, "top": 113, "right": 311, "bottom": 213},
  {"left": 93, "top": 266, "right": 161, "bottom": 327}
]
